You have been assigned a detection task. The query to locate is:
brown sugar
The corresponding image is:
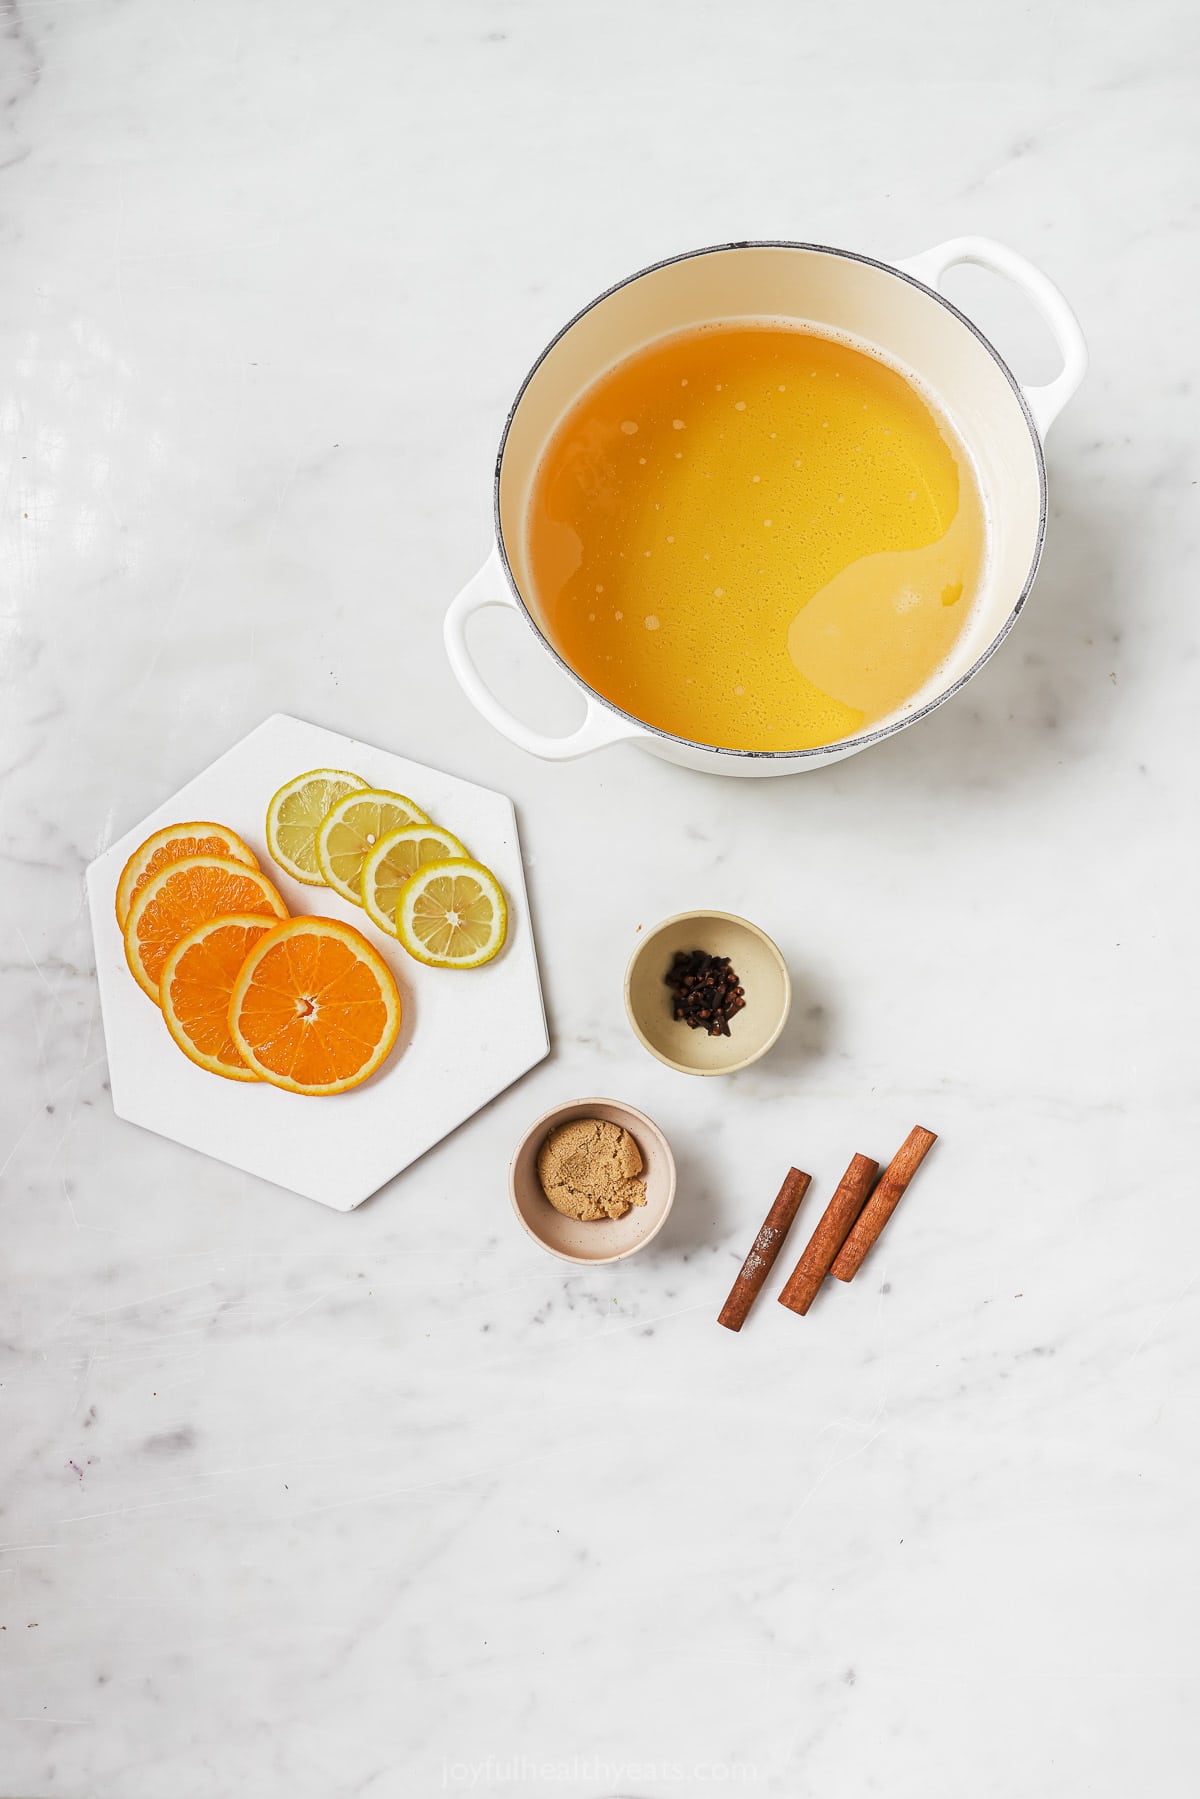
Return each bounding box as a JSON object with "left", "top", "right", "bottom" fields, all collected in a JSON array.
[{"left": 537, "top": 1118, "right": 647, "bottom": 1222}]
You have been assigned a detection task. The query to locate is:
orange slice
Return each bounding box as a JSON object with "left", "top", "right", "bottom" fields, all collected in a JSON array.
[
  {"left": 124, "top": 855, "right": 288, "bottom": 1002},
  {"left": 228, "top": 917, "right": 401, "bottom": 1096},
  {"left": 115, "top": 822, "right": 258, "bottom": 928},
  {"left": 160, "top": 915, "right": 277, "bottom": 1081}
]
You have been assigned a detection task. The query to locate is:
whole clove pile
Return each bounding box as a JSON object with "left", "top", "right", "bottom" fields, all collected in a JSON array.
[{"left": 665, "top": 948, "right": 746, "bottom": 1037}]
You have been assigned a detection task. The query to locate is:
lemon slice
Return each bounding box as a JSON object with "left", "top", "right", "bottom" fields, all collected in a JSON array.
[
  {"left": 360, "top": 824, "right": 468, "bottom": 937},
  {"left": 266, "top": 768, "right": 366, "bottom": 885},
  {"left": 316, "top": 788, "right": 429, "bottom": 906},
  {"left": 395, "top": 858, "right": 507, "bottom": 968}
]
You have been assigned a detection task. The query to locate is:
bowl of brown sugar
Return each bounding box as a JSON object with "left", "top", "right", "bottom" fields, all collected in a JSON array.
[
  {"left": 509, "top": 1097, "right": 677, "bottom": 1264},
  {"left": 625, "top": 910, "right": 791, "bottom": 1076}
]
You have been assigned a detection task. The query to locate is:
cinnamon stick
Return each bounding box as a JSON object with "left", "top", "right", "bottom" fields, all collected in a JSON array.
[
  {"left": 777, "top": 1152, "right": 879, "bottom": 1316},
  {"left": 717, "top": 1167, "right": 811, "bottom": 1332},
  {"left": 831, "top": 1126, "right": 938, "bottom": 1281}
]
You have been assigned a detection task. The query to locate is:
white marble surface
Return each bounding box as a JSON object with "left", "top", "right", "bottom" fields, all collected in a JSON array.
[{"left": 2, "top": 2, "right": 1198, "bottom": 1794}]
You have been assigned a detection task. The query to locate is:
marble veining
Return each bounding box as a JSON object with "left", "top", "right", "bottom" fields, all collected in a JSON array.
[{"left": 2, "top": 1, "right": 1199, "bottom": 1795}]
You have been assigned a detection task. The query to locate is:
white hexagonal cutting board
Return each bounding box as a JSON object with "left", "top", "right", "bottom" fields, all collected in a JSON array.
[{"left": 86, "top": 714, "right": 549, "bottom": 1209}]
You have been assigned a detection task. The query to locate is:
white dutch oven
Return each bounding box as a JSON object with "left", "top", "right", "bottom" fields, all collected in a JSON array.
[{"left": 445, "top": 238, "right": 1086, "bottom": 777}]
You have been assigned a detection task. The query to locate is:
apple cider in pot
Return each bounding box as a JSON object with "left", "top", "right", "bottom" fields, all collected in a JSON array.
[{"left": 526, "top": 324, "right": 986, "bottom": 752}]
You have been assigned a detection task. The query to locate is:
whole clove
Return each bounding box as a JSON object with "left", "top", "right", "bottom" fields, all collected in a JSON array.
[{"left": 665, "top": 948, "right": 747, "bottom": 1037}]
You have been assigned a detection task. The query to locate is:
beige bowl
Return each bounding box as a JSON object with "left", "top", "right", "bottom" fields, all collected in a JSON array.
[
  {"left": 625, "top": 910, "right": 791, "bottom": 1076},
  {"left": 509, "top": 1098, "right": 677, "bottom": 1264}
]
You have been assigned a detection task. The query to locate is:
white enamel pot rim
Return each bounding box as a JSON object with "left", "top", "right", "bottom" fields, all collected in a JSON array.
[{"left": 444, "top": 236, "right": 1088, "bottom": 770}]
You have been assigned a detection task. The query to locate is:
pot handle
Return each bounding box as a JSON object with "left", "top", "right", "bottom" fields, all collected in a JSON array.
[
  {"left": 896, "top": 236, "right": 1087, "bottom": 439},
  {"left": 444, "top": 548, "right": 646, "bottom": 760}
]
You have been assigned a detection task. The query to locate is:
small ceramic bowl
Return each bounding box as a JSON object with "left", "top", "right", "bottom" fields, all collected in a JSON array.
[
  {"left": 509, "top": 1097, "right": 677, "bottom": 1265},
  {"left": 625, "top": 910, "right": 791, "bottom": 1076}
]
